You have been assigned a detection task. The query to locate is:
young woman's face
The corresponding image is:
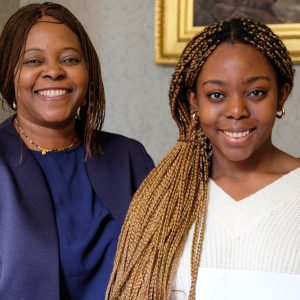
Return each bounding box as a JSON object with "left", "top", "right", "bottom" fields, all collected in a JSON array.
[
  {"left": 14, "top": 16, "right": 89, "bottom": 128},
  {"left": 188, "top": 42, "right": 290, "bottom": 164}
]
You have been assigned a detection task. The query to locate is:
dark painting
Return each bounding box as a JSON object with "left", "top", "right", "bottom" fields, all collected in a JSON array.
[{"left": 194, "top": 0, "right": 300, "bottom": 26}]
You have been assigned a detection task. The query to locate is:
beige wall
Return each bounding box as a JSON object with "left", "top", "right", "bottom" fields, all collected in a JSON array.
[
  {"left": 0, "top": 0, "right": 19, "bottom": 29},
  {"left": 1, "top": 0, "right": 299, "bottom": 163}
]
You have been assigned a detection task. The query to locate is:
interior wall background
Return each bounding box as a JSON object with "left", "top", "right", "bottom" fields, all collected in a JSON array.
[{"left": 0, "top": 0, "right": 299, "bottom": 163}]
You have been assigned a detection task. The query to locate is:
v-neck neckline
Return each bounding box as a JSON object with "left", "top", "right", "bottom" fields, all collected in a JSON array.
[
  {"left": 207, "top": 167, "right": 300, "bottom": 237},
  {"left": 210, "top": 167, "right": 300, "bottom": 203}
]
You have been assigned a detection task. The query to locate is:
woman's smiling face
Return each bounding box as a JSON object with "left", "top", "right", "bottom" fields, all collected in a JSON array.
[
  {"left": 14, "top": 16, "right": 89, "bottom": 128},
  {"left": 188, "top": 42, "right": 290, "bottom": 164}
]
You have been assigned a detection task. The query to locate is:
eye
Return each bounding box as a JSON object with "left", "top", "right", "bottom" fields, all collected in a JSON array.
[
  {"left": 248, "top": 89, "right": 266, "bottom": 97},
  {"left": 23, "top": 58, "right": 42, "bottom": 66},
  {"left": 61, "top": 56, "right": 81, "bottom": 65},
  {"left": 208, "top": 92, "right": 225, "bottom": 101}
]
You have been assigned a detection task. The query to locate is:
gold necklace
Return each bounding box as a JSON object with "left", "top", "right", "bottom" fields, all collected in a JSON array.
[{"left": 14, "top": 118, "right": 78, "bottom": 155}]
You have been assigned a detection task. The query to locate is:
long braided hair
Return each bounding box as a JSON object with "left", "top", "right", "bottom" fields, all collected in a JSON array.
[
  {"left": 106, "top": 18, "right": 294, "bottom": 300},
  {"left": 0, "top": 2, "right": 105, "bottom": 156}
]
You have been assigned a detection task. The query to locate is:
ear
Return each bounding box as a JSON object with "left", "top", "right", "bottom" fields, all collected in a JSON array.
[
  {"left": 277, "top": 83, "right": 291, "bottom": 111},
  {"left": 186, "top": 89, "right": 199, "bottom": 112}
]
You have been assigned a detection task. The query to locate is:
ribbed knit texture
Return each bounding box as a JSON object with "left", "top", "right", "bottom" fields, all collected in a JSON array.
[{"left": 172, "top": 167, "right": 300, "bottom": 296}]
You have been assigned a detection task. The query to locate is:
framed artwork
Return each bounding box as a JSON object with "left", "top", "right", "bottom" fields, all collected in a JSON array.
[{"left": 155, "top": 0, "right": 300, "bottom": 64}]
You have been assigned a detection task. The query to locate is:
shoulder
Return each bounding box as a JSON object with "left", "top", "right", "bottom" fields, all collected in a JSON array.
[
  {"left": 87, "top": 132, "right": 155, "bottom": 224},
  {"left": 98, "top": 131, "right": 147, "bottom": 152},
  {"left": 94, "top": 131, "right": 154, "bottom": 169},
  {"left": 0, "top": 116, "right": 20, "bottom": 158},
  {"left": 0, "top": 115, "right": 14, "bottom": 133}
]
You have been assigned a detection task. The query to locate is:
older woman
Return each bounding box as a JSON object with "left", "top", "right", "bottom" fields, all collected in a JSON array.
[{"left": 0, "top": 2, "right": 154, "bottom": 299}]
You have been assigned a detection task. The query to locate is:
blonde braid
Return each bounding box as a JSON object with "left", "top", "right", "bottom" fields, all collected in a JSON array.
[{"left": 106, "top": 18, "right": 294, "bottom": 300}]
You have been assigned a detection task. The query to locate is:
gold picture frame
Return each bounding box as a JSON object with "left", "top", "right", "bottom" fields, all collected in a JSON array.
[{"left": 155, "top": 0, "right": 300, "bottom": 64}]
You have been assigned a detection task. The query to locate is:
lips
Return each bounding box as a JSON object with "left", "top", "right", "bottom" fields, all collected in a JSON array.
[
  {"left": 223, "top": 129, "right": 253, "bottom": 139},
  {"left": 36, "top": 89, "right": 70, "bottom": 98}
]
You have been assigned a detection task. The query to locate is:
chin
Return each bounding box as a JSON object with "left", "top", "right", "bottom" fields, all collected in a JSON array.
[
  {"left": 220, "top": 149, "right": 255, "bottom": 163},
  {"left": 42, "top": 112, "right": 75, "bottom": 123},
  {"left": 39, "top": 117, "right": 74, "bottom": 128}
]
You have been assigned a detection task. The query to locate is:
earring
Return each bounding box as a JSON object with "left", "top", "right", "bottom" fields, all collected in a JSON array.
[
  {"left": 12, "top": 100, "right": 17, "bottom": 110},
  {"left": 276, "top": 107, "right": 285, "bottom": 119},
  {"left": 192, "top": 112, "right": 199, "bottom": 125}
]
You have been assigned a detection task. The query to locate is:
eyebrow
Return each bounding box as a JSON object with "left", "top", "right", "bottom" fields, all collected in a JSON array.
[
  {"left": 202, "top": 80, "right": 225, "bottom": 87},
  {"left": 246, "top": 76, "right": 270, "bottom": 83},
  {"left": 202, "top": 76, "right": 271, "bottom": 87},
  {"left": 37, "top": 20, "right": 63, "bottom": 25},
  {"left": 24, "top": 47, "right": 82, "bottom": 54}
]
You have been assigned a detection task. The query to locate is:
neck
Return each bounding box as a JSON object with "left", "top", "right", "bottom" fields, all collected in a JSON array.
[
  {"left": 211, "top": 144, "right": 281, "bottom": 181},
  {"left": 14, "top": 115, "right": 79, "bottom": 154}
]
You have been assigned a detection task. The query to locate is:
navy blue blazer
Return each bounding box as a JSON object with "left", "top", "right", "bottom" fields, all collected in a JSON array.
[{"left": 0, "top": 117, "right": 154, "bottom": 300}]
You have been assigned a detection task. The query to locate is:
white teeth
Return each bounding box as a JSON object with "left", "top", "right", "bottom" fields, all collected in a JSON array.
[
  {"left": 224, "top": 129, "right": 251, "bottom": 139},
  {"left": 38, "top": 89, "right": 68, "bottom": 98}
]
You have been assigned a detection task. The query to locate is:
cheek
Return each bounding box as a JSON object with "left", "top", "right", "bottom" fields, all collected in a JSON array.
[
  {"left": 250, "top": 102, "right": 277, "bottom": 125},
  {"left": 73, "top": 69, "right": 89, "bottom": 94},
  {"left": 198, "top": 102, "right": 222, "bottom": 127},
  {"left": 258, "top": 112, "right": 276, "bottom": 129},
  {"left": 14, "top": 70, "right": 35, "bottom": 94},
  {"left": 79, "top": 79, "right": 89, "bottom": 101}
]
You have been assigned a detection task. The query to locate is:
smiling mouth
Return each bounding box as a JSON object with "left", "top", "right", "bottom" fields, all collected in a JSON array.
[
  {"left": 36, "top": 89, "right": 70, "bottom": 98},
  {"left": 223, "top": 129, "right": 253, "bottom": 139}
]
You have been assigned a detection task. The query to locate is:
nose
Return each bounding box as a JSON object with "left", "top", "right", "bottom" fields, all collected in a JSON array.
[
  {"left": 42, "top": 61, "right": 65, "bottom": 80},
  {"left": 225, "top": 97, "right": 250, "bottom": 120}
]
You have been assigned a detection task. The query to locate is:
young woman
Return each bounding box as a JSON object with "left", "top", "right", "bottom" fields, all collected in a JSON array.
[
  {"left": 106, "top": 18, "right": 300, "bottom": 299},
  {"left": 0, "top": 3, "right": 154, "bottom": 299}
]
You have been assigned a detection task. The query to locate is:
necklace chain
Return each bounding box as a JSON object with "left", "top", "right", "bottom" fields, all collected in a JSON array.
[{"left": 14, "top": 118, "right": 77, "bottom": 155}]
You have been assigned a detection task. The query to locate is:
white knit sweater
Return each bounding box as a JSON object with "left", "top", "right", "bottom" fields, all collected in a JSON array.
[{"left": 171, "top": 167, "right": 300, "bottom": 299}]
